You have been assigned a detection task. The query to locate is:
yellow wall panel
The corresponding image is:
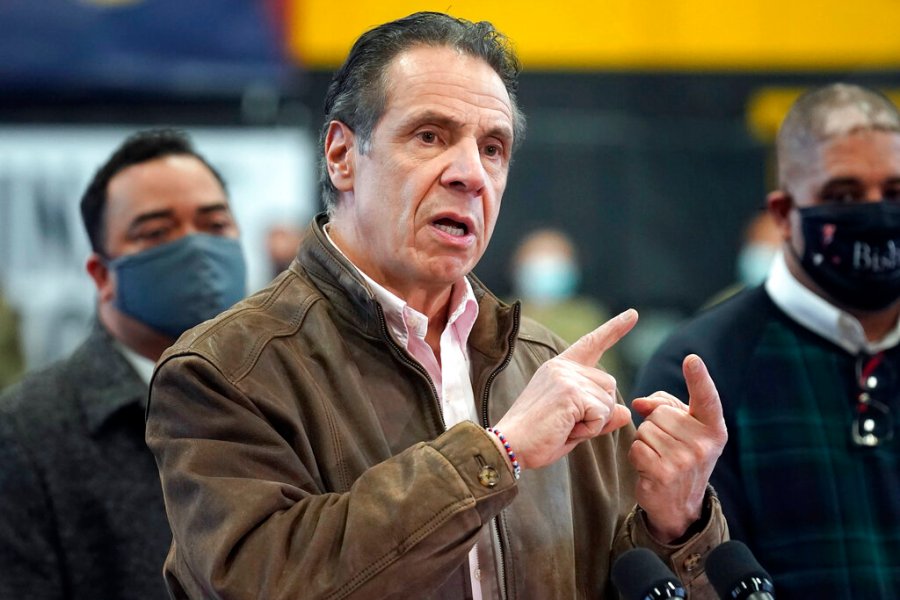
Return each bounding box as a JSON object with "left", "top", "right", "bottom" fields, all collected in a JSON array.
[{"left": 287, "top": 0, "right": 900, "bottom": 70}]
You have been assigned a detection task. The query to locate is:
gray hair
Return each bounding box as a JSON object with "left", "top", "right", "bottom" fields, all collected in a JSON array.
[
  {"left": 777, "top": 83, "right": 900, "bottom": 187},
  {"left": 318, "top": 11, "right": 526, "bottom": 214}
]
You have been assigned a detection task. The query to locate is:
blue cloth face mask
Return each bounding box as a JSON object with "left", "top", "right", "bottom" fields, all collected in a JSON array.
[{"left": 109, "top": 234, "right": 247, "bottom": 338}]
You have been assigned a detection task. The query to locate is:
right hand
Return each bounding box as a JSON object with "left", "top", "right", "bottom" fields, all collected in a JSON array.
[{"left": 493, "top": 309, "right": 638, "bottom": 471}]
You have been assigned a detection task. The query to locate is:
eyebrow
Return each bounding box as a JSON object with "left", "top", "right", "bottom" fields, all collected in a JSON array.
[
  {"left": 196, "top": 202, "right": 232, "bottom": 216},
  {"left": 821, "top": 177, "right": 860, "bottom": 186},
  {"left": 821, "top": 176, "right": 900, "bottom": 187},
  {"left": 403, "top": 110, "right": 514, "bottom": 144},
  {"left": 126, "top": 202, "right": 231, "bottom": 232},
  {"left": 127, "top": 209, "right": 175, "bottom": 233}
]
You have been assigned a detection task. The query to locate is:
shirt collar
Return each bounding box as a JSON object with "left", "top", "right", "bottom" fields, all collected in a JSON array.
[
  {"left": 77, "top": 322, "right": 149, "bottom": 435},
  {"left": 322, "top": 224, "right": 479, "bottom": 348},
  {"left": 765, "top": 250, "right": 900, "bottom": 354},
  {"left": 112, "top": 338, "right": 156, "bottom": 386}
]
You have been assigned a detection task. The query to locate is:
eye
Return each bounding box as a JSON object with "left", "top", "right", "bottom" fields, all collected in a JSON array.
[
  {"left": 417, "top": 131, "right": 438, "bottom": 144},
  {"left": 136, "top": 226, "right": 170, "bottom": 243},
  {"left": 204, "top": 218, "right": 234, "bottom": 235},
  {"left": 484, "top": 144, "right": 502, "bottom": 158},
  {"left": 820, "top": 189, "right": 861, "bottom": 204},
  {"left": 884, "top": 186, "right": 900, "bottom": 201}
]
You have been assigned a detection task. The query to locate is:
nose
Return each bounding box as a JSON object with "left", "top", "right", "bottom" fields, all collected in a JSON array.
[
  {"left": 179, "top": 223, "right": 200, "bottom": 238},
  {"left": 865, "top": 187, "right": 883, "bottom": 203},
  {"left": 441, "top": 139, "right": 487, "bottom": 195}
]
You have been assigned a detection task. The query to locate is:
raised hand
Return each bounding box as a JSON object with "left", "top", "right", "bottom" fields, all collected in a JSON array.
[
  {"left": 629, "top": 354, "right": 728, "bottom": 542},
  {"left": 494, "top": 309, "right": 638, "bottom": 471}
]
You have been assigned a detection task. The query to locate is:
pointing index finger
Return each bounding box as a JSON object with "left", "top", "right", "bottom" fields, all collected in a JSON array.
[
  {"left": 684, "top": 354, "right": 724, "bottom": 425},
  {"left": 559, "top": 309, "right": 638, "bottom": 367}
]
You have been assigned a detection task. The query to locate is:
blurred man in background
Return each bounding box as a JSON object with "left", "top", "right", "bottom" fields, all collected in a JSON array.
[
  {"left": 703, "top": 210, "right": 782, "bottom": 308},
  {"left": 511, "top": 227, "right": 624, "bottom": 385},
  {"left": 0, "top": 129, "right": 246, "bottom": 599},
  {"left": 512, "top": 227, "right": 608, "bottom": 343},
  {"left": 635, "top": 83, "right": 900, "bottom": 598},
  {"left": 735, "top": 211, "right": 782, "bottom": 288},
  {"left": 265, "top": 222, "right": 304, "bottom": 278}
]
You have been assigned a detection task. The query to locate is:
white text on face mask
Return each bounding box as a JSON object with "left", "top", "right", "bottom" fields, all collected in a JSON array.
[{"left": 854, "top": 239, "right": 900, "bottom": 273}]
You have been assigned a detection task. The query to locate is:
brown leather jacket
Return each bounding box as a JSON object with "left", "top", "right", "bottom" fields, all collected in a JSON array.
[{"left": 146, "top": 215, "right": 727, "bottom": 599}]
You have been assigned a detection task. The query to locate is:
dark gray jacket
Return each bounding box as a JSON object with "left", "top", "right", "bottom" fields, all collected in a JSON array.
[{"left": 0, "top": 323, "right": 171, "bottom": 599}]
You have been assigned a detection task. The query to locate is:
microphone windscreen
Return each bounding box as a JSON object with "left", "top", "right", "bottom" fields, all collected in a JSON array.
[
  {"left": 706, "top": 540, "right": 774, "bottom": 599},
  {"left": 612, "top": 547, "right": 685, "bottom": 600}
]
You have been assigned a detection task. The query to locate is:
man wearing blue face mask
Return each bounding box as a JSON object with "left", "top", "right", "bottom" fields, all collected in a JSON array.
[
  {"left": 635, "top": 83, "right": 900, "bottom": 598},
  {"left": 0, "top": 128, "right": 246, "bottom": 600}
]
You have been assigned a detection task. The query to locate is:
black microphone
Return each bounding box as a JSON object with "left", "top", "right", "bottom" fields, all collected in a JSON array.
[
  {"left": 612, "top": 547, "right": 686, "bottom": 599},
  {"left": 706, "top": 540, "right": 775, "bottom": 600}
]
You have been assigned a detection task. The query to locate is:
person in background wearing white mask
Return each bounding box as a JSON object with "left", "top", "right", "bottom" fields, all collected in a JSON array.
[
  {"left": 704, "top": 211, "right": 784, "bottom": 309},
  {"left": 736, "top": 211, "right": 782, "bottom": 288},
  {"left": 511, "top": 228, "right": 624, "bottom": 384}
]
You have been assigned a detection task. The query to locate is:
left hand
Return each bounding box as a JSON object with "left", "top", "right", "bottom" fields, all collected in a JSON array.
[{"left": 629, "top": 354, "right": 728, "bottom": 542}]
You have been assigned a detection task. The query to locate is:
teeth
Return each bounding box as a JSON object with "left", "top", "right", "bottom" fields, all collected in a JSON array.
[{"left": 435, "top": 222, "right": 466, "bottom": 236}]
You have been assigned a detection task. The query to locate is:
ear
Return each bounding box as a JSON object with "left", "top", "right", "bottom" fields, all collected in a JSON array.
[
  {"left": 766, "top": 190, "right": 794, "bottom": 241},
  {"left": 324, "top": 120, "right": 356, "bottom": 194},
  {"left": 86, "top": 253, "right": 116, "bottom": 304}
]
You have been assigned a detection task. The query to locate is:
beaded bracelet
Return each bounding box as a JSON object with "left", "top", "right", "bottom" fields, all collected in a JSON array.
[{"left": 486, "top": 427, "right": 521, "bottom": 480}]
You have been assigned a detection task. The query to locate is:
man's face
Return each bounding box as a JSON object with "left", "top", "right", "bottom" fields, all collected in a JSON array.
[
  {"left": 91, "top": 154, "right": 238, "bottom": 303},
  {"left": 785, "top": 129, "right": 900, "bottom": 251},
  {"left": 103, "top": 154, "right": 238, "bottom": 259},
  {"left": 327, "top": 45, "right": 514, "bottom": 301}
]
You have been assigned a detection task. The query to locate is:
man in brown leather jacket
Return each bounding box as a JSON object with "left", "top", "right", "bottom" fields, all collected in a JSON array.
[{"left": 146, "top": 12, "right": 728, "bottom": 599}]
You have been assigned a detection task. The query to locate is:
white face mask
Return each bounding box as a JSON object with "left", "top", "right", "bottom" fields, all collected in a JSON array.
[
  {"left": 737, "top": 243, "right": 778, "bottom": 287},
  {"left": 515, "top": 254, "right": 580, "bottom": 303}
]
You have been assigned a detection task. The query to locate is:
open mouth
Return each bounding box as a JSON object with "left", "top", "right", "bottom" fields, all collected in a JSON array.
[{"left": 433, "top": 217, "right": 469, "bottom": 237}]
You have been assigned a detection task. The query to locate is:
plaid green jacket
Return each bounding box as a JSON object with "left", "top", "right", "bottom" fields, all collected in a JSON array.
[{"left": 635, "top": 286, "right": 900, "bottom": 599}]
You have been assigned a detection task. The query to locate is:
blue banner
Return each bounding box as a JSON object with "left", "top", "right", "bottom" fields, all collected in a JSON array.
[{"left": 0, "top": 0, "right": 291, "bottom": 95}]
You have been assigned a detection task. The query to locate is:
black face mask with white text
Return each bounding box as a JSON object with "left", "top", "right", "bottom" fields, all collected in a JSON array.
[{"left": 796, "top": 202, "right": 900, "bottom": 312}]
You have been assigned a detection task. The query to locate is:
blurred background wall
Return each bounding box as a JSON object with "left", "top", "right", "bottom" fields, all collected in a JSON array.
[{"left": 1, "top": 0, "right": 899, "bottom": 383}]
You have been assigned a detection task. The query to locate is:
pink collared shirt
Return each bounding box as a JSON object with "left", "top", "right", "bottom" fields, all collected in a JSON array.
[{"left": 323, "top": 227, "right": 488, "bottom": 598}]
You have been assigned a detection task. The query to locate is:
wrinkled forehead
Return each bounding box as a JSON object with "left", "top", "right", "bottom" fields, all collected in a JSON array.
[
  {"left": 386, "top": 46, "right": 511, "bottom": 102},
  {"left": 380, "top": 45, "right": 517, "bottom": 134}
]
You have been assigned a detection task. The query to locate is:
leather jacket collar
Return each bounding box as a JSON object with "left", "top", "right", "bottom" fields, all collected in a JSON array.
[{"left": 294, "top": 213, "right": 518, "bottom": 364}]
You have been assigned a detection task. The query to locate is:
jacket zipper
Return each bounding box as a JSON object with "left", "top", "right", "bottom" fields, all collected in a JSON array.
[
  {"left": 374, "top": 303, "right": 446, "bottom": 428},
  {"left": 480, "top": 302, "right": 521, "bottom": 600},
  {"left": 375, "top": 300, "right": 521, "bottom": 600}
]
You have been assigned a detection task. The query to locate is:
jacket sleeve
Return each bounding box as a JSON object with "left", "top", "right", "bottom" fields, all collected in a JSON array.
[
  {"left": 145, "top": 353, "right": 517, "bottom": 600},
  {"left": 612, "top": 487, "right": 729, "bottom": 600}
]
